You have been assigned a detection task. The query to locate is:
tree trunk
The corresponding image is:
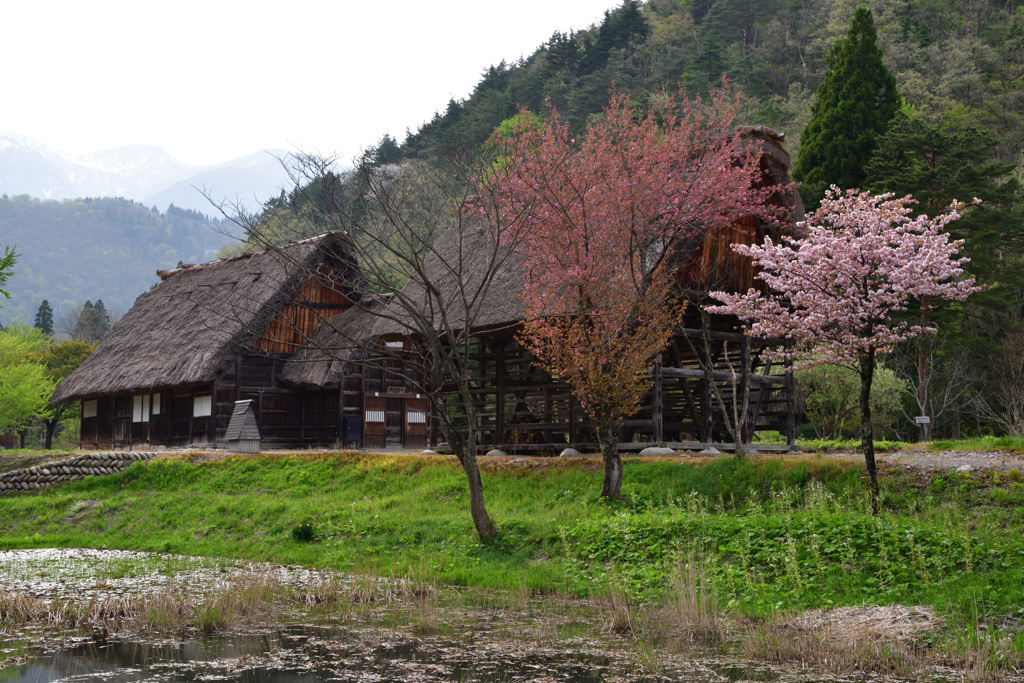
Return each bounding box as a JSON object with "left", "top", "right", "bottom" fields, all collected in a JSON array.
[
  {"left": 859, "top": 350, "right": 880, "bottom": 515},
  {"left": 917, "top": 306, "right": 932, "bottom": 442},
  {"left": 44, "top": 418, "right": 59, "bottom": 450},
  {"left": 460, "top": 450, "right": 497, "bottom": 542},
  {"left": 598, "top": 423, "right": 623, "bottom": 499},
  {"left": 442, "top": 409, "right": 498, "bottom": 543}
]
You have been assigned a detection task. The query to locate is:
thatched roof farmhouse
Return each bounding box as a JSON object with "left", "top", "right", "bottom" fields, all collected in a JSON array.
[
  {"left": 56, "top": 126, "right": 802, "bottom": 453},
  {"left": 54, "top": 232, "right": 364, "bottom": 449}
]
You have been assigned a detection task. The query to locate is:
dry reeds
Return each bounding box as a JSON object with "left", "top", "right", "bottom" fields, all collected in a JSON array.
[
  {"left": 0, "top": 572, "right": 286, "bottom": 637},
  {"left": 742, "top": 605, "right": 957, "bottom": 680},
  {"left": 665, "top": 556, "right": 724, "bottom": 645},
  {"left": 600, "top": 584, "right": 639, "bottom": 637}
]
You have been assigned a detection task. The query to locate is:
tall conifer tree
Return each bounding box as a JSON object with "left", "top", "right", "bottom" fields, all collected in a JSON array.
[
  {"left": 793, "top": 8, "right": 899, "bottom": 211},
  {"left": 34, "top": 300, "right": 53, "bottom": 335}
]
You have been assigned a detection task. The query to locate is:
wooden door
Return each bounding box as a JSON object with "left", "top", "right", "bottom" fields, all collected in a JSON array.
[
  {"left": 385, "top": 398, "right": 404, "bottom": 448},
  {"left": 363, "top": 395, "right": 386, "bottom": 449},
  {"left": 113, "top": 395, "right": 131, "bottom": 446},
  {"left": 404, "top": 397, "right": 429, "bottom": 449}
]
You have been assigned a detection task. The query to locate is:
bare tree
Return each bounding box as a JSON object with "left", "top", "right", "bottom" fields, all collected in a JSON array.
[
  {"left": 890, "top": 333, "right": 974, "bottom": 440},
  {"left": 973, "top": 329, "right": 1024, "bottom": 436},
  {"left": 212, "top": 151, "right": 528, "bottom": 542},
  {"left": 55, "top": 305, "right": 82, "bottom": 341}
]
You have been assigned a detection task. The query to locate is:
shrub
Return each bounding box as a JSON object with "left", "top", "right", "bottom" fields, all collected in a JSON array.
[{"left": 291, "top": 522, "right": 316, "bottom": 543}]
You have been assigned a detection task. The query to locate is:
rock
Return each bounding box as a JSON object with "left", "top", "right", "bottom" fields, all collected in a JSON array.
[
  {"left": 485, "top": 449, "right": 507, "bottom": 458},
  {"left": 639, "top": 446, "right": 676, "bottom": 457},
  {"left": 559, "top": 448, "right": 580, "bottom": 458},
  {"left": 700, "top": 447, "right": 722, "bottom": 455},
  {"left": 422, "top": 449, "right": 435, "bottom": 454},
  {"left": 742, "top": 446, "right": 760, "bottom": 455},
  {"left": 956, "top": 464, "right": 973, "bottom": 473}
]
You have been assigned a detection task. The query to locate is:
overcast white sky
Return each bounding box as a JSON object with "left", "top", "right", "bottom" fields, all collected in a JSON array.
[{"left": 1, "top": 0, "right": 622, "bottom": 167}]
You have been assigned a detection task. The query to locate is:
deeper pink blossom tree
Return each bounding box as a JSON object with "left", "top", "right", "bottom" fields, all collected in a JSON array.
[
  {"left": 708, "top": 187, "right": 979, "bottom": 508},
  {"left": 487, "top": 84, "right": 777, "bottom": 499}
]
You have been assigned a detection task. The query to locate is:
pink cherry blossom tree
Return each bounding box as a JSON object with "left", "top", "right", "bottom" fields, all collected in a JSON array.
[
  {"left": 708, "top": 187, "right": 979, "bottom": 509},
  {"left": 487, "top": 85, "right": 776, "bottom": 499}
]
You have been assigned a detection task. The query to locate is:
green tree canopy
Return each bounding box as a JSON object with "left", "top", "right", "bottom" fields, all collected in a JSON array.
[
  {"left": 37, "top": 338, "right": 95, "bottom": 448},
  {"left": 793, "top": 8, "right": 900, "bottom": 211},
  {"left": 0, "top": 324, "right": 53, "bottom": 437}
]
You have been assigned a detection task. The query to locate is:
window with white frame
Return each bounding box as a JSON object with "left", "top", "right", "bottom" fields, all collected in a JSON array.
[
  {"left": 193, "top": 395, "right": 212, "bottom": 417},
  {"left": 82, "top": 399, "right": 97, "bottom": 419},
  {"left": 132, "top": 394, "right": 150, "bottom": 423},
  {"left": 365, "top": 410, "right": 385, "bottom": 423}
]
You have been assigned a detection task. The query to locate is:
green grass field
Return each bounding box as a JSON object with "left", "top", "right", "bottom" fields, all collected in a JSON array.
[{"left": 2, "top": 451, "right": 1023, "bottom": 626}]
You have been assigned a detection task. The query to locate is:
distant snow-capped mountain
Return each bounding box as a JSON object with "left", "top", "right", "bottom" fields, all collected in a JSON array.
[{"left": 0, "top": 132, "right": 290, "bottom": 216}]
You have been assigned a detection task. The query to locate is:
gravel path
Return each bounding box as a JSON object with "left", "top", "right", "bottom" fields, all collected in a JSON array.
[{"left": 879, "top": 449, "right": 1024, "bottom": 473}]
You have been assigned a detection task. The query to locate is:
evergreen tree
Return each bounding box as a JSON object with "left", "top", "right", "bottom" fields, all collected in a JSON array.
[
  {"left": 793, "top": 8, "right": 900, "bottom": 211},
  {"left": 865, "top": 114, "right": 1024, "bottom": 307},
  {"left": 34, "top": 300, "right": 53, "bottom": 335},
  {"left": 73, "top": 300, "right": 111, "bottom": 343},
  {"left": 0, "top": 246, "right": 15, "bottom": 302}
]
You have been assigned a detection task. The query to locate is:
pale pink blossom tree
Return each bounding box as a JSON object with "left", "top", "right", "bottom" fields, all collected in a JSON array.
[
  {"left": 487, "top": 85, "right": 777, "bottom": 498},
  {"left": 709, "top": 187, "right": 979, "bottom": 508}
]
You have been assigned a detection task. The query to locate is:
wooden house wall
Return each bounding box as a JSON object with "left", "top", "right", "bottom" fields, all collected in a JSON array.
[
  {"left": 436, "top": 327, "right": 793, "bottom": 453},
  {"left": 676, "top": 214, "right": 761, "bottom": 293},
  {"left": 256, "top": 261, "right": 353, "bottom": 355},
  {"left": 80, "top": 386, "right": 215, "bottom": 450}
]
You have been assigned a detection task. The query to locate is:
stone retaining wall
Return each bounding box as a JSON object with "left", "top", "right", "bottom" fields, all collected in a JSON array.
[{"left": 0, "top": 452, "right": 160, "bottom": 495}]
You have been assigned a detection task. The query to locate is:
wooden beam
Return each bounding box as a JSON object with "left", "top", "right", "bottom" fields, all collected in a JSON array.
[{"left": 661, "top": 367, "right": 787, "bottom": 384}]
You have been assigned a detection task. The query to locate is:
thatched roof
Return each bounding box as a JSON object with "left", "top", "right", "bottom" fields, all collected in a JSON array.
[
  {"left": 52, "top": 232, "right": 359, "bottom": 403},
  {"left": 375, "top": 220, "right": 526, "bottom": 335},
  {"left": 279, "top": 299, "right": 384, "bottom": 387},
  {"left": 278, "top": 129, "right": 801, "bottom": 388}
]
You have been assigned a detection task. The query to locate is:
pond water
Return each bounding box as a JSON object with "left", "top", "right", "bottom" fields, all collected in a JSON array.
[{"left": 4, "top": 628, "right": 637, "bottom": 682}]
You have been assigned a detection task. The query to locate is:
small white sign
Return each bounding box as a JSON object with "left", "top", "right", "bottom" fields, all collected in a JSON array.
[{"left": 914, "top": 416, "right": 931, "bottom": 424}]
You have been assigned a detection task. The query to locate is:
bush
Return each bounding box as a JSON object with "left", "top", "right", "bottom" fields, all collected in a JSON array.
[{"left": 291, "top": 521, "right": 316, "bottom": 542}]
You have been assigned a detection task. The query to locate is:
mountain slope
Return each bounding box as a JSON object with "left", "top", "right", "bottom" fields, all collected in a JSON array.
[{"left": 0, "top": 196, "right": 237, "bottom": 326}]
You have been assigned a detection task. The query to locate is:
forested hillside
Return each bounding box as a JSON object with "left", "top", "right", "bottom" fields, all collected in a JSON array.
[
  {"left": 395, "top": 0, "right": 1023, "bottom": 169},
  {"left": 236, "top": 0, "right": 1024, "bottom": 442},
  {"left": 0, "top": 196, "right": 233, "bottom": 326}
]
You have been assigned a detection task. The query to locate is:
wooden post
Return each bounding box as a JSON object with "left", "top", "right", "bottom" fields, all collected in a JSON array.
[
  {"left": 337, "top": 371, "right": 346, "bottom": 449},
  {"left": 653, "top": 356, "right": 664, "bottom": 444},
  {"left": 211, "top": 379, "right": 218, "bottom": 445},
  {"left": 299, "top": 389, "right": 305, "bottom": 446},
  {"left": 568, "top": 395, "right": 577, "bottom": 447},
  {"left": 785, "top": 339, "right": 796, "bottom": 448},
  {"left": 751, "top": 357, "right": 773, "bottom": 439},
  {"left": 495, "top": 341, "right": 506, "bottom": 447}
]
